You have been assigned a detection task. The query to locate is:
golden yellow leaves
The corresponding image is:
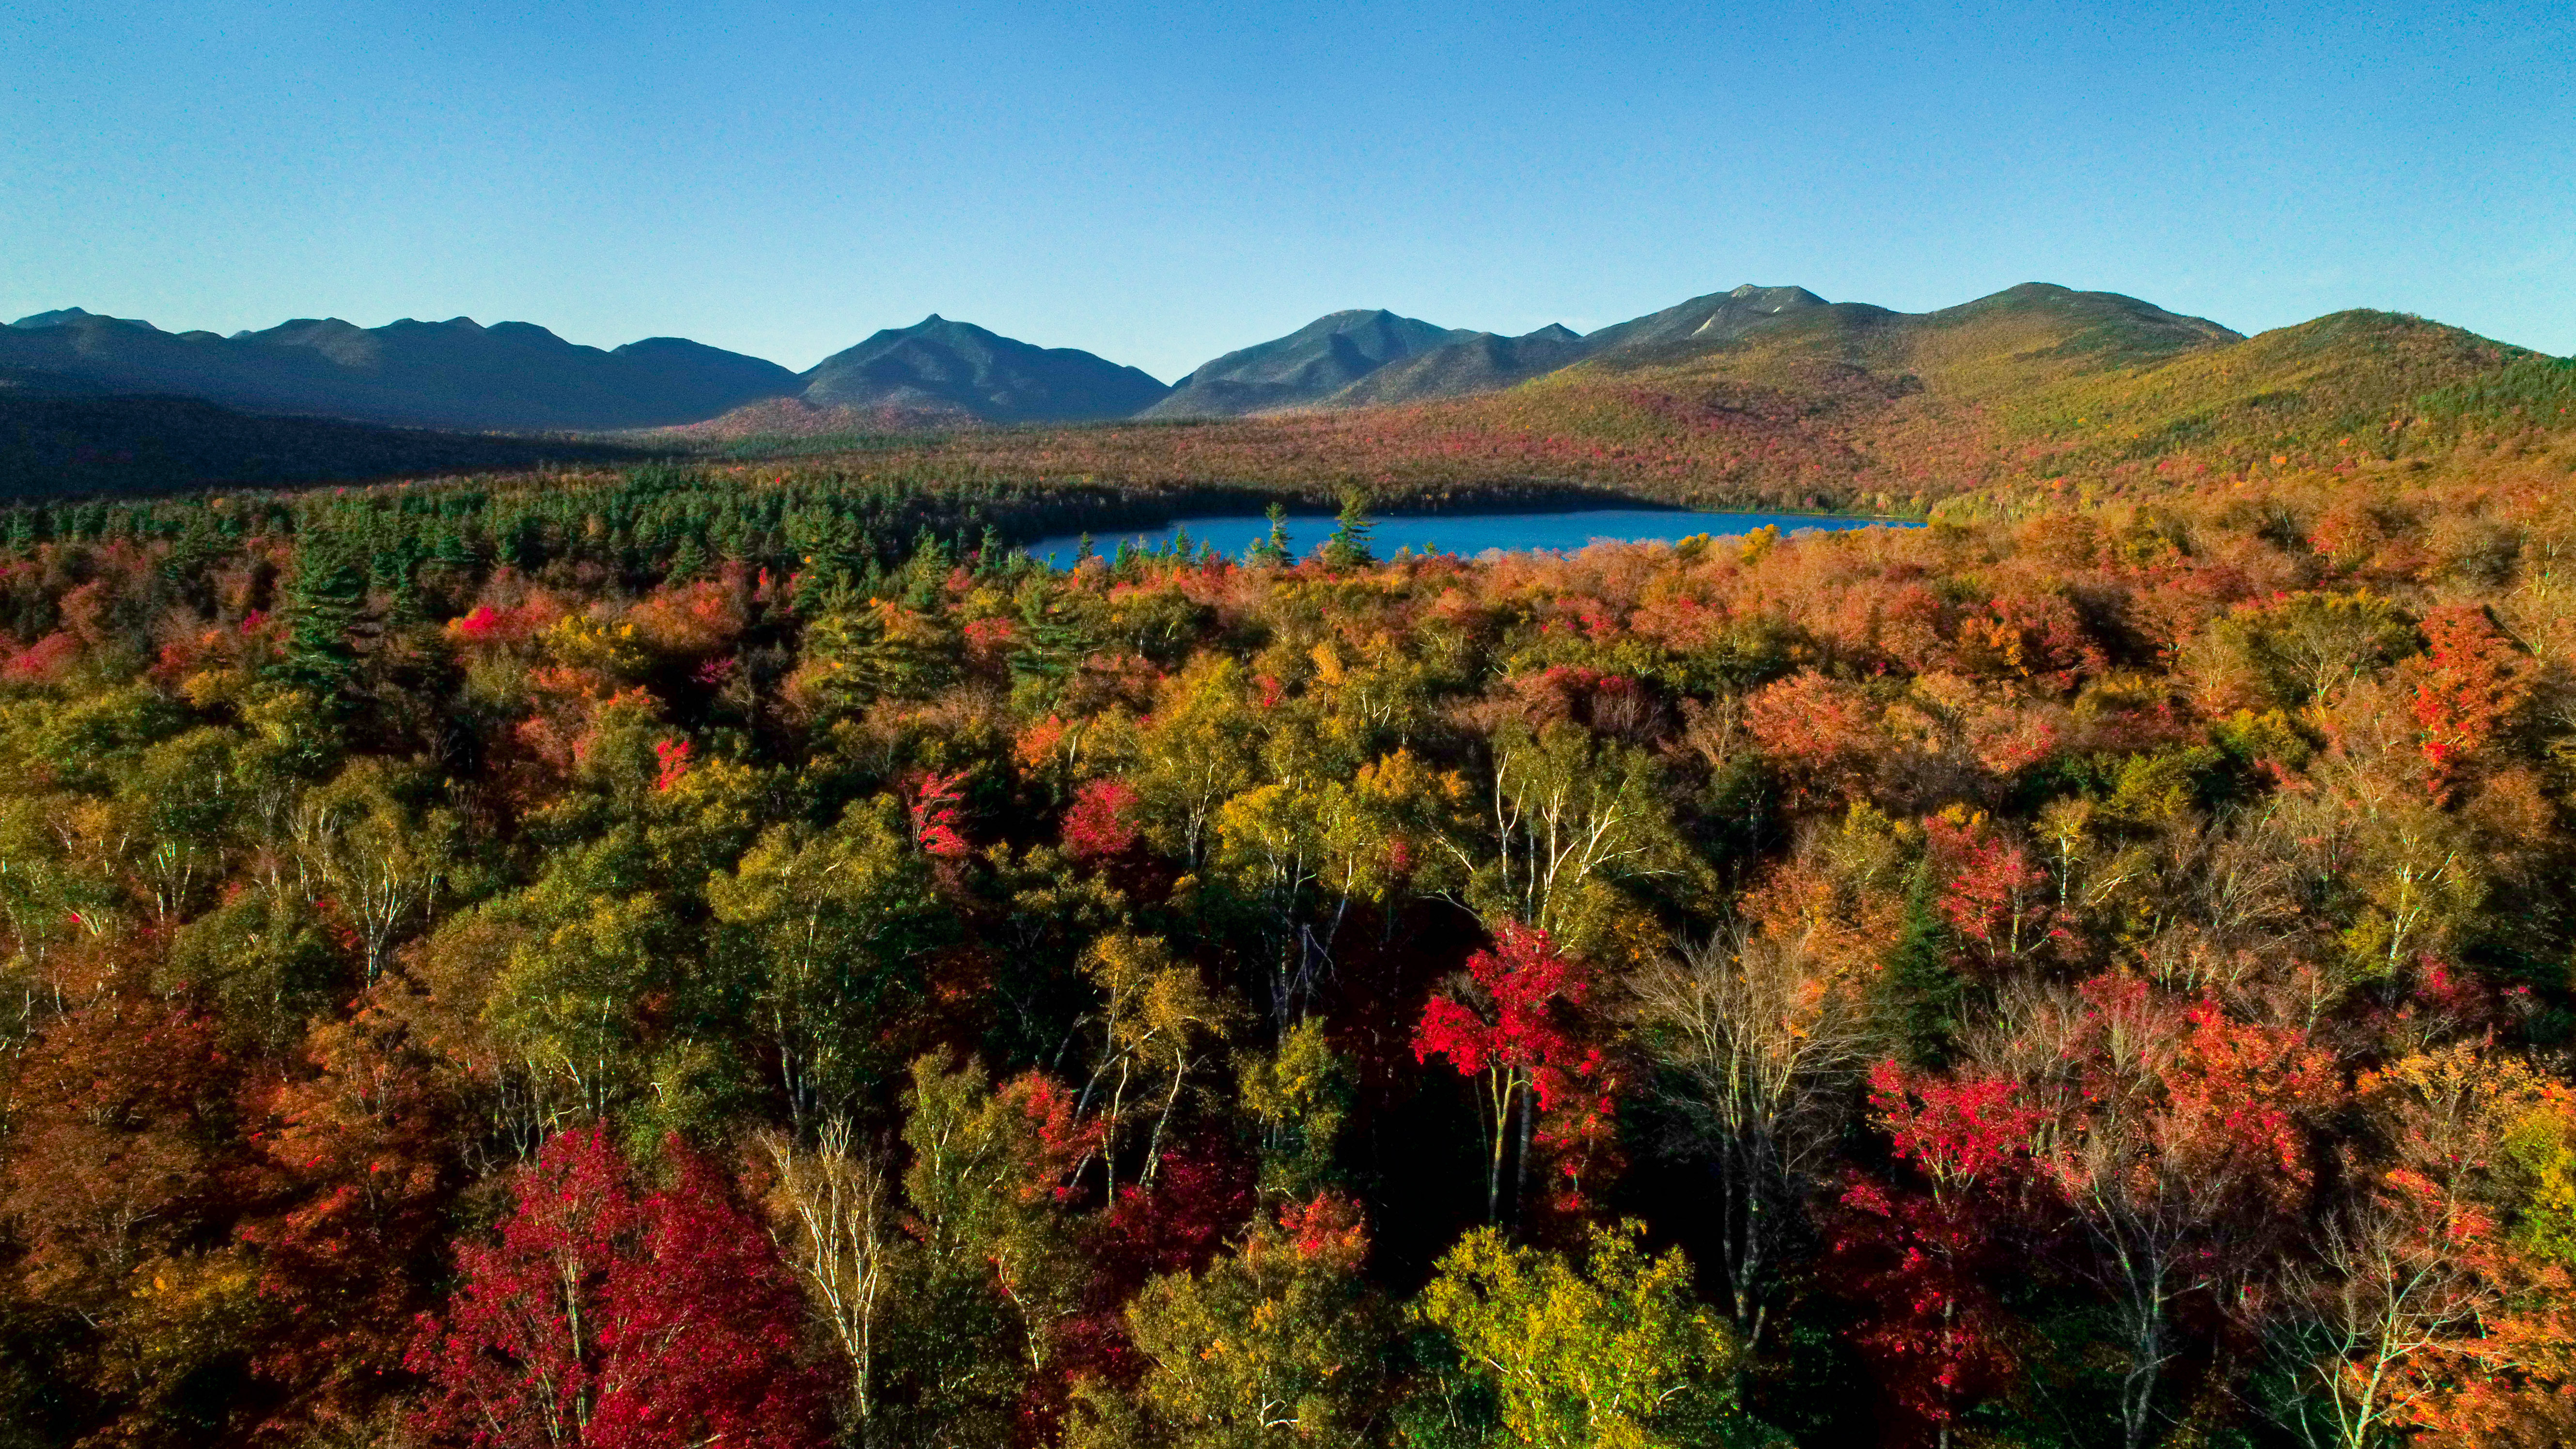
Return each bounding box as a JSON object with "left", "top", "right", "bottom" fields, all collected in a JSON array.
[{"left": 539, "top": 613, "right": 649, "bottom": 680}]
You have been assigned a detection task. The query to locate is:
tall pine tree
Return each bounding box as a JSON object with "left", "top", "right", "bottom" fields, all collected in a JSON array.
[{"left": 272, "top": 530, "right": 369, "bottom": 701}]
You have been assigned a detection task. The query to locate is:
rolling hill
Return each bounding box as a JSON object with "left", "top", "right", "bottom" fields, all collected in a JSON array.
[{"left": 0, "top": 391, "right": 647, "bottom": 499}]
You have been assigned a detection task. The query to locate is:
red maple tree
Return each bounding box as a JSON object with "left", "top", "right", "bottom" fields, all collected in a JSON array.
[
  {"left": 1926, "top": 813, "right": 2056, "bottom": 972},
  {"left": 1412, "top": 921, "right": 1614, "bottom": 1222},
  {"left": 406, "top": 1123, "right": 827, "bottom": 1449},
  {"left": 1828, "top": 1061, "right": 2049, "bottom": 1444},
  {"left": 903, "top": 768, "right": 971, "bottom": 859},
  {"left": 1062, "top": 777, "right": 1143, "bottom": 860}
]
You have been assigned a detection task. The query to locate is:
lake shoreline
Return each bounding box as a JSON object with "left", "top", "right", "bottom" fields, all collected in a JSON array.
[{"left": 1025, "top": 506, "right": 1922, "bottom": 564}]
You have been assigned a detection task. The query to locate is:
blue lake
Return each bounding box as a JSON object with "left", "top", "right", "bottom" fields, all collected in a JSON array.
[{"left": 1027, "top": 509, "right": 1915, "bottom": 564}]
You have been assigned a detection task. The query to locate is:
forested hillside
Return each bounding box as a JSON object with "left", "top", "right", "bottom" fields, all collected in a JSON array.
[
  {"left": 0, "top": 393, "right": 647, "bottom": 501},
  {"left": 4, "top": 387, "right": 2576, "bottom": 1449}
]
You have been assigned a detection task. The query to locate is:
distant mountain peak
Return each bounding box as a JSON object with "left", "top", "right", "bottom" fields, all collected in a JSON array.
[
  {"left": 1566, "top": 283, "right": 1832, "bottom": 358},
  {"left": 1929, "top": 283, "right": 2243, "bottom": 348},
  {"left": 1145, "top": 308, "right": 1475, "bottom": 418},
  {"left": 1712, "top": 284, "right": 1829, "bottom": 320},
  {"left": 12, "top": 307, "right": 156, "bottom": 331},
  {"left": 1726, "top": 282, "right": 1824, "bottom": 304},
  {"left": 796, "top": 315, "right": 1168, "bottom": 422},
  {"left": 1323, "top": 320, "right": 1600, "bottom": 407}
]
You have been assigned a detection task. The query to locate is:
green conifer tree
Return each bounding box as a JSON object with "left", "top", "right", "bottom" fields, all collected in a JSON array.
[
  {"left": 1324, "top": 491, "right": 1375, "bottom": 569},
  {"left": 1248, "top": 502, "right": 1293, "bottom": 566},
  {"left": 667, "top": 531, "right": 709, "bottom": 583},
  {"left": 272, "top": 532, "right": 369, "bottom": 700}
]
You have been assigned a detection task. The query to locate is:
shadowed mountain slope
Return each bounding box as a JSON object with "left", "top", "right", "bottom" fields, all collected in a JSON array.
[
  {"left": 0, "top": 309, "right": 802, "bottom": 430},
  {"left": 1143, "top": 309, "right": 1474, "bottom": 417},
  {"left": 1304, "top": 284, "right": 1861, "bottom": 409}
]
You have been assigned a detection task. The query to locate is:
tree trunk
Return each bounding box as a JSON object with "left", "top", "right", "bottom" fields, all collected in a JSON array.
[{"left": 1514, "top": 1075, "right": 1537, "bottom": 1227}]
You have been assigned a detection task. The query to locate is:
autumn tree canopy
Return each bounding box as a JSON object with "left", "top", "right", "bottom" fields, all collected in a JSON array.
[{"left": 4, "top": 447, "right": 2576, "bottom": 1448}]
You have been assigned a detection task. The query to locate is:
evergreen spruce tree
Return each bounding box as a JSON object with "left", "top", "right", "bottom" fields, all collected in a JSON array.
[
  {"left": 1324, "top": 490, "right": 1375, "bottom": 569},
  {"left": 429, "top": 525, "right": 480, "bottom": 575},
  {"left": 667, "top": 531, "right": 709, "bottom": 583},
  {"left": 370, "top": 534, "right": 425, "bottom": 629},
  {"left": 1247, "top": 502, "right": 1292, "bottom": 566},
  {"left": 1878, "top": 861, "right": 1967, "bottom": 1065},
  {"left": 272, "top": 532, "right": 369, "bottom": 701},
  {"left": 1009, "top": 578, "right": 1089, "bottom": 689}
]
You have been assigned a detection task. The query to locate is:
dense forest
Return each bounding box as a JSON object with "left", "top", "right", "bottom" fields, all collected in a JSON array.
[{"left": 6, "top": 294, "right": 2576, "bottom": 1449}]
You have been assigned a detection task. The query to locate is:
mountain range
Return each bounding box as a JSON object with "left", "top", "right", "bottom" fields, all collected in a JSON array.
[
  {"left": 0, "top": 309, "right": 1171, "bottom": 433},
  {"left": 5, "top": 281, "right": 2536, "bottom": 467},
  {"left": 0, "top": 309, "right": 799, "bottom": 431},
  {"left": 0, "top": 288, "right": 1927, "bottom": 431},
  {"left": 8, "top": 277, "right": 2565, "bottom": 507}
]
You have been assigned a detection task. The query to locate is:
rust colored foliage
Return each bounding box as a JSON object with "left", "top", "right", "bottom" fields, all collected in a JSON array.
[
  {"left": 235, "top": 1001, "right": 458, "bottom": 1434},
  {"left": 1745, "top": 669, "right": 1876, "bottom": 803},
  {"left": 624, "top": 576, "right": 750, "bottom": 656},
  {"left": 1, "top": 997, "right": 237, "bottom": 1309},
  {"left": 2404, "top": 603, "right": 2529, "bottom": 801},
  {"left": 1960, "top": 591, "right": 2107, "bottom": 695}
]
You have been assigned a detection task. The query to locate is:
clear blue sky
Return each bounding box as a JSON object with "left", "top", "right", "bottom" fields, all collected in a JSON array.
[{"left": 5, "top": 0, "right": 2569, "bottom": 381}]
